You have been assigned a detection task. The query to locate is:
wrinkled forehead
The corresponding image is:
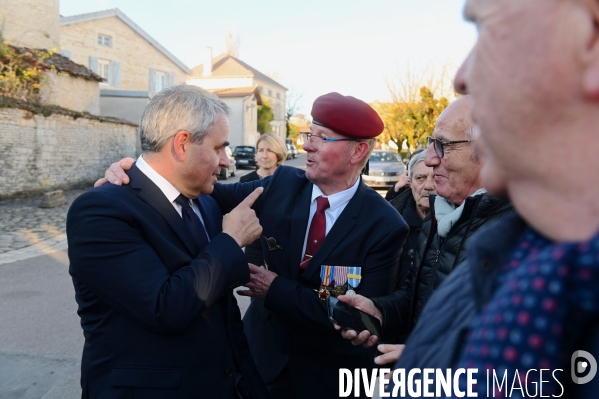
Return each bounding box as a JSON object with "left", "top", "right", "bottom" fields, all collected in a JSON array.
[
  {"left": 310, "top": 123, "right": 341, "bottom": 138},
  {"left": 432, "top": 116, "right": 470, "bottom": 142},
  {"left": 412, "top": 159, "right": 433, "bottom": 175}
]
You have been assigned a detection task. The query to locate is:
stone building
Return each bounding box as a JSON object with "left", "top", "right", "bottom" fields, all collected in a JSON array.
[
  {"left": 210, "top": 86, "right": 262, "bottom": 150},
  {"left": 60, "top": 8, "right": 192, "bottom": 127},
  {"left": 0, "top": 0, "right": 137, "bottom": 198},
  {"left": 187, "top": 49, "right": 287, "bottom": 147},
  {"left": 0, "top": 0, "right": 60, "bottom": 49}
]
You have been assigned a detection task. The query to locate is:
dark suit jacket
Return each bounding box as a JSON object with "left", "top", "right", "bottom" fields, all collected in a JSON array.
[
  {"left": 212, "top": 166, "right": 408, "bottom": 398},
  {"left": 67, "top": 164, "right": 269, "bottom": 399}
]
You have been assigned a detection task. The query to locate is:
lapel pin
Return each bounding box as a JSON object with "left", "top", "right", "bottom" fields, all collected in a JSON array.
[{"left": 265, "top": 236, "right": 282, "bottom": 251}]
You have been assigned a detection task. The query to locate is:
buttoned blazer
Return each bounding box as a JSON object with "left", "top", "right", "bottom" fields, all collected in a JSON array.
[
  {"left": 211, "top": 165, "right": 408, "bottom": 398},
  {"left": 67, "top": 164, "right": 269, "bottom": 399}
]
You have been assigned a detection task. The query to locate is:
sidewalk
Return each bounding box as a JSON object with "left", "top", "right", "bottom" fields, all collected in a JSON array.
[{"left": 0, "top": 189, "right": 87, "bottom": 265}]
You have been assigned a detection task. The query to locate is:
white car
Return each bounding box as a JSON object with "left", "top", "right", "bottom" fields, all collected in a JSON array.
[{"left": 362, "top": 150, "right": 406, "bottom": 188}]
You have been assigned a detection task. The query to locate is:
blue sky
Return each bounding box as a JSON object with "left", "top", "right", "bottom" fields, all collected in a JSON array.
[{"left": 59, "top": 0, "right": 475, "bottom": 115}]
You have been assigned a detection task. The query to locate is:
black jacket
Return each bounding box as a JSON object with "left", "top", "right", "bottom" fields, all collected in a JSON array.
[
  {"left": 67, "top": 164, "right": 269, "bottom": 399},
  {"left": 388, "top": 213, "right": 599, "bottom": 397},
  {"left": 388, "top": 188, "right": 424, "bottom": 290},
  {"left": 372, "top": 192, "right": 513, "bottom": 343},
  {"left": 211, "top": 166, "right": 407, "bottom": 399},
  {"left": 239, "top": 170, "right": 264, "bottom": 265}
]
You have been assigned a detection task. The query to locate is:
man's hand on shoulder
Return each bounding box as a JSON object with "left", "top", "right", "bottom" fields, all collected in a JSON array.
[{"left": 94, "top": 158, "right": 135, "bottom": 187}]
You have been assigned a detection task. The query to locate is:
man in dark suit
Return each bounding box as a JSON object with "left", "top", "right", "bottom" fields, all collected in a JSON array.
[
  {"left": 67, "top": 85, "right": 269, "bottom": 399},
  {"left": 101, "top": 92, "right": 409, "bottom": 398}
]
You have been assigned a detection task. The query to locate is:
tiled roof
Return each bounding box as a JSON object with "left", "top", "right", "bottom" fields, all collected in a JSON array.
[
  {"left": 10, "top": 46, "right": 104, "bottom": 82},
  {"left": 208, "top": 86, "right": 263, "bottom": 105},
  {"left": 191, "top": 54, "right": 287, "bottom": 90},
  {"left": 60, "top": 8, "right": 191, "bottom": 74}
]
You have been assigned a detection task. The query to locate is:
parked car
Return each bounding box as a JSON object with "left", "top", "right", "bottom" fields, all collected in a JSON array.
[
  {"left": 218, "top": 146, "right": 237, "bottom": 180},
  {"left": 362, "top": 150, "right": 406, "bottom": 188},
  {"left": 233, "top": 145, "right": 256, "bottom": 168},
  {"left": 286, "top": 144, "right": 298, "bottom": 160}
]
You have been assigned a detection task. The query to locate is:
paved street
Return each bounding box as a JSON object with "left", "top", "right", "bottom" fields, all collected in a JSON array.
[{"left": 0, "top": 154, "right": 308, "bottom": 398}]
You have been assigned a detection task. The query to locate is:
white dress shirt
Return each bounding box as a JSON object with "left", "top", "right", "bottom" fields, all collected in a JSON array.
[
  {"left": 136, "top": 155, "right": 209, "bottom": 240},
  {"left": 301, "top": 177, "right": 361, "bottom": 261}
]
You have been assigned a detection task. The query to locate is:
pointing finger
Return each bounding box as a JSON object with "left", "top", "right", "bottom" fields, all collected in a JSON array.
[{"left": 239, "top": 187, "right": 263, "bottom": 208}]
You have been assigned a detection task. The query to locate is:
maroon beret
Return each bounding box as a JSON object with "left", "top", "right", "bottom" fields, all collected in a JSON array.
[{"left": 311, "top": 92, "right": 384, "bottom": 139}]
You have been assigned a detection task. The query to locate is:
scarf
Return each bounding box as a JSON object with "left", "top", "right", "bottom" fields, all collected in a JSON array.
[{"left": 435, "top": 188, "right": 486, "bottom": 237}]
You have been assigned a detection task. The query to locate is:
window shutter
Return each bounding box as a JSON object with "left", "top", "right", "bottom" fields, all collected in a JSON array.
[
  {"left": 149, "top": 68, "right": 156, "bottom": 92},
  {"left": 89, "top": 56, "right": 98, "bottom": 73},
  {"left": 167, "top": 72, "right": 174, "bottom": 88},
  {"left": 111, "top": 61, "right": 121, "bottom": 87},
  {"left": 61, "top": 50, "right": 72, "bottom": 59}
]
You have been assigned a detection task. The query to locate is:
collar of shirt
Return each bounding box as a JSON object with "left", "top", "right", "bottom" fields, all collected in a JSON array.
[
  {"left": 301, "top": 177, "right": 361, "bottom": 260},
  {"left": 311, "top": 177, "right": 360, "bottom": 214},
  {"left": 135, "top": 155, "right": 207, "bottom": 233},
  {"left": 136, "top": 155, "right": 181, "bottom": 205}
]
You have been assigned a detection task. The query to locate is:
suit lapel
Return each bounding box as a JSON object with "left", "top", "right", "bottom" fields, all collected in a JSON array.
[
  {"left": 128, "top": 164, "right": 200, "bottom": 255},
  {"left": 287, "top": 181, "right": 313, "bottom": 281},
  {"left": 196, "top": 196, "right": 221, "bottom": 240},
  {"left": 301, "top": 181, "right": 367, "bottom": 282}
]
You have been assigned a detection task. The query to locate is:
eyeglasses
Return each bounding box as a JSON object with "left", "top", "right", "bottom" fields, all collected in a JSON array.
[
  {"left": 300, "top": 132, "right": 359, "bottom": 150},
  {"left": 427, "top": 136, "right": 474, "bottom": 158}
]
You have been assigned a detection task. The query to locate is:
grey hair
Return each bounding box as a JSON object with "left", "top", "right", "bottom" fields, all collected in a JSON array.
[
  {"left": 464, "top": 123, "right": 480, "bottom": 161},
  {"left": 408, "top": 150, "right": 427, "bottom": 180},
  {"left": 354, "top": 138, "right": 377, "bottom": 170},
  {"left": 140, "top": 85, "right": 230, "bottom": 153}
]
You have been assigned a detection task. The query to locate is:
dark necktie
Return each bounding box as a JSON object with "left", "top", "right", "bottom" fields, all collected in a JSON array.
[
  {"left": 300, "top": 196, "right": 330, "bottom": 270},
  {"left": 174, "top": 194, "right": 209, "bottom": 249}
]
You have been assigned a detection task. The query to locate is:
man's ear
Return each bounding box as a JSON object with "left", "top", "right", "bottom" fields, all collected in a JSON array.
[
  {"left": 172, "top": 131, "right": 191, "bottom": 162},
  {"left": 582, "top": 2, "right": 599, "bottom": 100},
  {"left": 350, "top": 142, "right": 371, "bottom": 166}
]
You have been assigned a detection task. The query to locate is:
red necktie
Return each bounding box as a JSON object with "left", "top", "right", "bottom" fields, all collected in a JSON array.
[{"left": 300, "top": 196, "right": 330, "bottom": 270}]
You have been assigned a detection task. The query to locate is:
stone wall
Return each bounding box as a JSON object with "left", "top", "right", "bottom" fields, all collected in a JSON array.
[
  {"left": 40, "top": 72, "right": 100, "bottom": 114},
  {"left": 0, "top": 107, "right": 137, "bottom": 199},
  {"left": 0, "top": 0, "right": 60, "bottom": 49},
  {"left": 60, "top": 16, "right": 187, "bottom": 91}
]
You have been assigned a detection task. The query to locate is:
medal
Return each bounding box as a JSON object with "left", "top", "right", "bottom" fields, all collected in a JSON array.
[
  {"left": 316, "top": 265, "right": 335, "bottom": 300},
  {"left": 347, "top": 267, "right": 362, "bottom": 295},
  {"left": 333, "top": 266, "right": 349, "bottom": 296},
  {"left": 317, "top": 287, "right": 330, "bottom": 300},
  {"left": 320, "top": 265, "right": 334, "bottom": 287}
]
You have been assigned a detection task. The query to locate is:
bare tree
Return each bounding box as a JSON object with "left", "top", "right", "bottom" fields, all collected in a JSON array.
[
  {"left": 376, "top": 61, "right": 453, "bottom": 156},
  {"left": 290, "top": 113, "right": 311, "bottom": 128},
  {"left": 385, "top": 60, "right": 455, "bottom": 103},
  {"left": 264, "top": 70, "right": 282, "bottom": 82},
  {"left": 285, "top": 88, "right": 304, "bottom": 139},
  {"left": 224, "top": 27, "right": 240, "bottom": 58}
]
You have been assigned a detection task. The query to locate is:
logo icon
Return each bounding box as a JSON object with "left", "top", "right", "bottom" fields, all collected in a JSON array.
[{"left": 571, "top": 350, "right": 597, "bottom": 384}]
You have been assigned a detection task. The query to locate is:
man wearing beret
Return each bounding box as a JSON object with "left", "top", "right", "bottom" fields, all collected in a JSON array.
[{"left": 100, "top": 91, "right": 408, "bottom": 398}]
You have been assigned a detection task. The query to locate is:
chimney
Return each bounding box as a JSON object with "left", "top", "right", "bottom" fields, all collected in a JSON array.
[{"left": 202, "top": 47, "right": 212, "bottom": 77}]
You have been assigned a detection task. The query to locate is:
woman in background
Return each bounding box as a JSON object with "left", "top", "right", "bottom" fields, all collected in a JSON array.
[{"left": 240, "top": 133, "right": 288, "bottom": 265}]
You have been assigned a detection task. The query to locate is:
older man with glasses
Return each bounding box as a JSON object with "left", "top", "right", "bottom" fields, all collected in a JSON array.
[
  {"left": 336, "top": 95, "right": 513, "bottom": 362},
  {"left": 99, "top": 91, "right": 408, "bottom": 399}
]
